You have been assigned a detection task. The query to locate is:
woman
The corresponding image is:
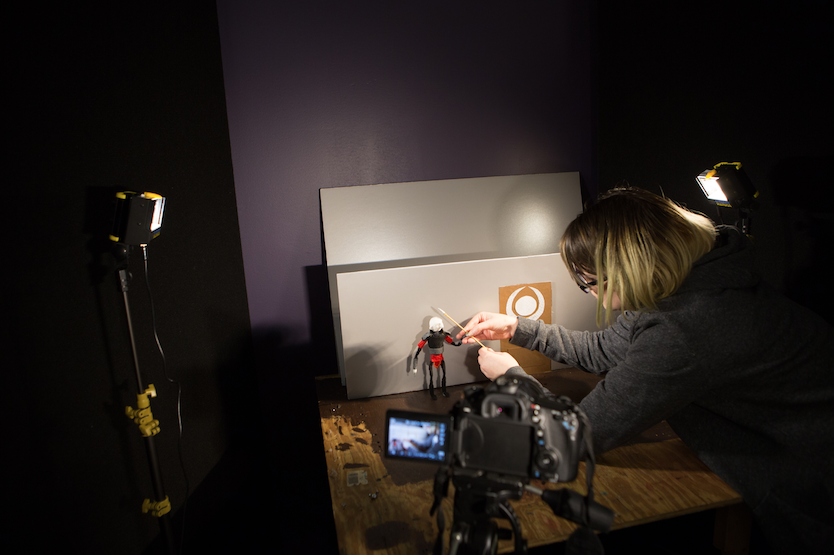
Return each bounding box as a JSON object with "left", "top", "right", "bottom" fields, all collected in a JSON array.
[{"left": 459, "top": 187, "right": 834, "bottom": 554}]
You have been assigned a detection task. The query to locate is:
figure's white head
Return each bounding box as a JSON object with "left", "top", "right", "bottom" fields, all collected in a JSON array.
[{"left": 429, "top": 317, "right": 443, "bottom": 332}]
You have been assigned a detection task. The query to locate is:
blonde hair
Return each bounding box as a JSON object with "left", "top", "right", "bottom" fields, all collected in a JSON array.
[{"left": 560, "top": 187, "right": 717, "bottom": 325}]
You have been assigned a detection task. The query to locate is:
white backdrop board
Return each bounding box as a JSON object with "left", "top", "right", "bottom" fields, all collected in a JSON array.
[
  {"left": 321, "top": 172, "right": 584, "bottom": 385},
  {"left": 336, "top": 253, "right": 599, "bottom": 399}
]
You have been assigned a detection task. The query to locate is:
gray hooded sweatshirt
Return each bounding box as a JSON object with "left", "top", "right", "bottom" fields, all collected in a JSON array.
[{"left": 508, "top": 226, "right": 834, "bottom": 553}]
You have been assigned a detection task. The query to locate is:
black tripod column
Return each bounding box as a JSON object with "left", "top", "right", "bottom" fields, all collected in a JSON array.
[{"left": 118, "top": 266, "right": 176, "bottom": 555}]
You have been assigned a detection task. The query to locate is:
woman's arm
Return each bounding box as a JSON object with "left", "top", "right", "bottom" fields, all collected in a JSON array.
[{"left": 510, "top": 314, "right": 636, "bottom": 375}]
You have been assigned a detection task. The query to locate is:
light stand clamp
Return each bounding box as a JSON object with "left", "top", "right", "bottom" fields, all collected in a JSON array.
[
  {"left": 143, "top": 496, "right": 172, "bottom": 518},
  {"left": 126, "top": 385, "right": 161, "bottom": 437}
]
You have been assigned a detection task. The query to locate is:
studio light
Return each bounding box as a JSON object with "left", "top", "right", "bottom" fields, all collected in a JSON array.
[
  {"left": 110, "top": 191, "right": 166, "bottom": 246},
  {"left": 696, "top": 162, "right": 758, "bottom": 236},
  {"left": 696, "top": 162, "right": 758, "bottom": 210}
]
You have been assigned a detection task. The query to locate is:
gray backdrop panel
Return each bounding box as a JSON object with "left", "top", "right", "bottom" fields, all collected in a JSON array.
[
  {"left": 337, "top": 253, "right": 599, "bottom": 399},
  {"left": 321, "top": 172, "right": 584, "bottom": 384}
]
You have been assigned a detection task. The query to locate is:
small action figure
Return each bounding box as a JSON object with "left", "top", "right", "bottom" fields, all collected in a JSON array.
[{"left": 413, "top": 317, "right": 461, "bottom": 400}]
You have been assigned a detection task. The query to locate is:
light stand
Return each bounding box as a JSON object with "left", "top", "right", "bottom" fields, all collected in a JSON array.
[{"left": 111, "top": 192, "right": 175, "bottom": 555}]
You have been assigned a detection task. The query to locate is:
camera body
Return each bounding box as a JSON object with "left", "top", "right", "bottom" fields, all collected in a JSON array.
[{"left": 386, "top": 374, "right": 586, "bottom": 483}]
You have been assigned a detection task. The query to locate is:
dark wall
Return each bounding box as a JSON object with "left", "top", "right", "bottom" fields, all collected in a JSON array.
[
  {"left": 10, "top": 3, "right": 254, "bottom": 553},
  {"left": 216, "top": 0, "right": 596, "bottom": 352},
  {"left": 596, "top": 2, "right": 834, "bottom": 322}
]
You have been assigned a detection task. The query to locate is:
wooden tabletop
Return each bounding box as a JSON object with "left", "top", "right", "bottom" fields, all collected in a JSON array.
[{"left": 317, "top": 368, "right": 742, "bottom": 554}]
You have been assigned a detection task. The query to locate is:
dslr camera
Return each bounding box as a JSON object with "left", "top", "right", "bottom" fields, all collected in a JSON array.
[
  {"left": 385, "top": 374, "right": 613, "bottom": 555},
  {"left": 386, "top": 374, "right": 584, "bottom": 482}
]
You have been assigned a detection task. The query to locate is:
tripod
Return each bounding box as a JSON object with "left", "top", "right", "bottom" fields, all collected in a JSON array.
[
  {"left": 439, "top": 471, "right": 527, "bottom": 555},
  {"left": 430, "top": 466, "right": 614, "bottom": 555}
]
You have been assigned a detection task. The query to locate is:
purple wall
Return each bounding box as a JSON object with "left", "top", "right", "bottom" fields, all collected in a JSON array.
[{"left": 217, "top": 2, "right": 594, "bottom": 344}]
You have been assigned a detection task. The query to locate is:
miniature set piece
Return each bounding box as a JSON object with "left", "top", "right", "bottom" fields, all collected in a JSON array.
[{"left": 413, "top": 317, "right": 461, "bottom": 399}]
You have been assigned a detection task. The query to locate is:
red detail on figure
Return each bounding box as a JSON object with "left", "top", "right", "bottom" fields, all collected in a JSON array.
[
  {"left": 430, "top": 354, "right": 444, "bottom": 368},
  {"left": 418, "top": 335, "right": 455, "bottom": 351}
]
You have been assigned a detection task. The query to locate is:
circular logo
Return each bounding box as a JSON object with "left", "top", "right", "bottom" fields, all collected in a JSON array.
[{"left": 506, "top": 286, "right": 545, "bottom": 320}]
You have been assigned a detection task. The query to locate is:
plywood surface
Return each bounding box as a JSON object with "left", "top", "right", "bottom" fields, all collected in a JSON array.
[{"left": 317, "top": 369, "right": 742, "bottom": 554}]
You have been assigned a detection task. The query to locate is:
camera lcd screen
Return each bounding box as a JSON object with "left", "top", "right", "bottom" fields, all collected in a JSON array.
[
  {"left": 459, "top": 416, "right": 533, "bottom": 476},
  {"left": 385, "top": 410, "right": 452, "bottom": 464}
]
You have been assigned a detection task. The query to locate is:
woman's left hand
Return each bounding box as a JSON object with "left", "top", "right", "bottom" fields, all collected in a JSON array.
[{"left": 478, "top": 347, "right": 520, "bottom": 381}]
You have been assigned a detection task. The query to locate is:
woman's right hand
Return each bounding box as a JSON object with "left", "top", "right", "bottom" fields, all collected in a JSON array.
[{"left": 457, "top": 312, "right": 518, "bottom": 343}]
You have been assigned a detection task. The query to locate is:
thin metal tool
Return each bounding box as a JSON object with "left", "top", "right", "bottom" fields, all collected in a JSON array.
[{"left": 434, "top": 307, "right": 487, "bottom": 349}]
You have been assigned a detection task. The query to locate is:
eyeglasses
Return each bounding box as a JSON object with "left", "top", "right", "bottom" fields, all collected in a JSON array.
[
  {"left": 572, "top": 264, "right": 598, "bottom": 294},
  {"left": 576, "top": 274, "right": 598, "bottom": 294}
]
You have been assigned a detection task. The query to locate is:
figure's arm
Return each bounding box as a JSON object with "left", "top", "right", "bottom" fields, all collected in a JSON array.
[
  {"left": 444, "top": 334, "right": 462, "bottom": 347},
  {"left": 413, "top": 339, "right": 427, "bottom": 369}
]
